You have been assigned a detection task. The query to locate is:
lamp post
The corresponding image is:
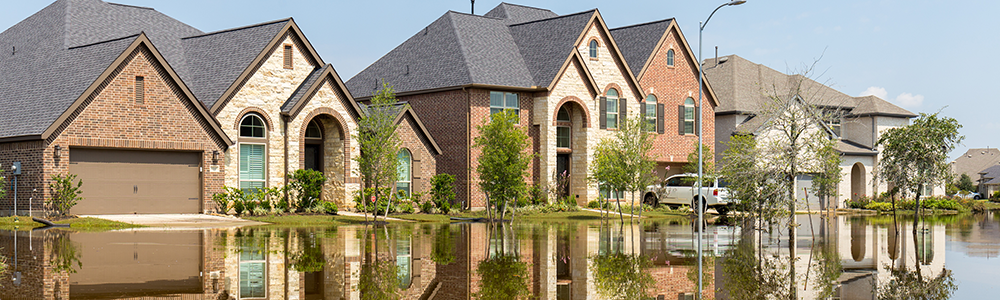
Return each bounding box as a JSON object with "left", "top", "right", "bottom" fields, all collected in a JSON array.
[{"left": 696, "top": 1, "right": 745, "bottom": 299}]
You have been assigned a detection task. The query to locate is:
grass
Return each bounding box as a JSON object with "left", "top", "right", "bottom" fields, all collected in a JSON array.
[{"left": 0, "top": 216, "right": 142, "bottom": 231}]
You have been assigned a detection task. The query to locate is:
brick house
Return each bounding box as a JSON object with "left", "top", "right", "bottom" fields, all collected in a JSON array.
[
  {"left": 611, "top": 19, "right": 720, "bottom": 179},
  {"left": 703, "top": 54, "right": 923, "bottom": 207},
  {"left": 0, "top": 0, "right": 440, "bottom": 215},
  {"left": 346, "top": 3, "right": 711, "bottom": 208}
]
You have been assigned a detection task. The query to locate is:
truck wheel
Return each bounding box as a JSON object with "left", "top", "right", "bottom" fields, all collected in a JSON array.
[
  {"left": 715, "top": 204, "right": 730, "bottom": 215},
  {"left": 691, "top": 197, "right": 707, "bottom": 214},
  {"left": 644, "top": 194, "right": 659, "bottom": 207}
]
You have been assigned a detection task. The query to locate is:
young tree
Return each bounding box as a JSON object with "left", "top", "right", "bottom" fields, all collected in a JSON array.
[
  {"left": 590, "top": 115, "right": 657, "bottom": 221},
  {"left": 474, "top": 110, "right": 532, "bottom": 222},
  {"left": 354, "top": 84, "right": 404, "bottom": 222},
  {"left": 875, "top": 112, "right": 963, "bottom": 218},
  {"left": 956, "top": 173, "right": 975, "bottom": 193}
]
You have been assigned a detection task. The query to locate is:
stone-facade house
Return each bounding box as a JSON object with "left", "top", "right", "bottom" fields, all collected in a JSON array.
[
  {"left": 347, "top": 3, "right": 712, "bottom": 208},
  {"left": 611, "top": 18, "right": 719, "bottom": 179},
  {"left": 978, "top": 165, "right": 1000, "bottom": 196},
  {"left": 0, "top": 0, "right": 441, "bottom": 215},
  {"left": 704, "top": 54, "right": 925, "bottom": 208}
]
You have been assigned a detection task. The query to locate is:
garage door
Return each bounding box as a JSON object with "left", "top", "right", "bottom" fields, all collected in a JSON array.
[{"left": 69, "top": 149, "right": 201, "bottom": 214}]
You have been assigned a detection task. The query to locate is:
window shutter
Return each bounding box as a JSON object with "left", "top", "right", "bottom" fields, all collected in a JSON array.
[
  {"left": 657, "top": 104, "right": 665, "bottom": 134},
  {"left": 639, "top": 102, "right": 646, "bottom": 124},
  {"left": 619, "top": 98, "right": 627, "bottom": 128},
  {"left": 283, "top": 45, "right": 293, "bottom": 69},
  {"left": 135, "top": 76, "right": 144, "bottom": 104},
  {"left": 599, "top": 97, "right": 607, "bottom": 129},
  {"left": 678, "top": 105, "right": 685, "bottom": 135}
]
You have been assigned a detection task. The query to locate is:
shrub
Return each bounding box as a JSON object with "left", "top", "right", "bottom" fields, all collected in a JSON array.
[
  {"left": 288, "top": 169, "right": 326, "bottom": 212},
  {"left": 48, "top": 173, "right": 83, "bottom": 216},
  {"left": 865, "top": 202, "right": 893, "bottom": 212},
  {"left": 528, "top": 184, "right": 547, "bottom": 205},
  {"left": 321, "top": 201, "right": 338, "bottom": 214},
  {"left": 399, "top": 202, "right": 415, "bottom": 214},
  {"left": 213, "top": 186, "right": 285, "bottom": 216},
  {"left": 419, "top": 200, "right": 435, "bottom": 213},
  {"left": 430, "top": 173, "right": 456, "bottom": 213},
  {"left": 993, "top": 191, "right": 1000, "bottom": 200},
  {"left": 354, "top": 187, "right": 396, "bottom": 215},
  {"left": 587, "top": 201, "right": 601, "bottom": 209}
]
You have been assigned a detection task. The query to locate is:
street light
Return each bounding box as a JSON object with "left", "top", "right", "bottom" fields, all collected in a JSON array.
[{"left": 696, "top": 1, "right": 745, "bottom": 299}]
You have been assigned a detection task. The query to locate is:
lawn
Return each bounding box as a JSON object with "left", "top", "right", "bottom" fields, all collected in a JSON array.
[{"left": 0, "top": 216, "right": 143, "bottom": 231}]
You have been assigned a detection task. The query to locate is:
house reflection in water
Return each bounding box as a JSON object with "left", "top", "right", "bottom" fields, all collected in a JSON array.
[{"left": 0, "top": 215, "right": 954, "bottom": 299}]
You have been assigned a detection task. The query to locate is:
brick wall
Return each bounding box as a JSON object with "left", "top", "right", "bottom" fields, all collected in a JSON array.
[
  {"left": 638, "top": 25, "right": 717, "bottom": 176},
  {"left": 397, "top": 114, "right": 437, "bottom": 197},
  {"left": 399, "top": 90, "right": 471, "bottom": 207}
]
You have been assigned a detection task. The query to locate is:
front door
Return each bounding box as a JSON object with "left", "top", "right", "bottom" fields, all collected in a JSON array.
[
  {"left": 556, "top": 154, "right": 570, "bottom": 197},
  {"left": 304, "top": 144, "right": 323, "bottom": 172}
]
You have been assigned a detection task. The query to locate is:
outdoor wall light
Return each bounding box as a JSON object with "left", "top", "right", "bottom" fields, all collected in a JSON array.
[
  {"left": 54, "top": 145, "right": 62, "bottom": 158},
  {"left": 212, "top": 150, "right": 220, "bottom": 165}
]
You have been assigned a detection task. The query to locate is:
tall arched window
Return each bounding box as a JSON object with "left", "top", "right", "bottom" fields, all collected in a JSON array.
[
  {"left": 240, "top": 114, "right": 267, "bottom": 190},
  {"left": 682, "top": 97, "right": 695, "bottom": 135},
  {"left": 645, "top": 94, "right": 657, "bottom": 132},
  {"left": 606, "top": 89, "right": 619, "bottom": 129},
  {"left": 556, "top": 106, "right": 571, "bottom": 148},
  {"left": 304, "top": 119, "right": 323, "bottom": 172},
  {"left": 589, "top": 40, "right": 598, "bottom": 58},
  {"left": 396, "top": 149, "right": 412, "bottom": 197},
  {"left": 666, "top": 49, "right": 675, "bottom": 67}
]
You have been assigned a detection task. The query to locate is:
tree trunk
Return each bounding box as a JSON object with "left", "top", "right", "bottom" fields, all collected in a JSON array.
[{"left": 616, "top": 190, "right": 624, "bottom": 223}]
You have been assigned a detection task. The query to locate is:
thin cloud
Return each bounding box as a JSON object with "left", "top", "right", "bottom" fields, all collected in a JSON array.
[
  {"left": 894, "top": 93, "right": 924, "bottom": 109},
  {"left": 859, "top": 86, "right": 887, "bottom": 99}
]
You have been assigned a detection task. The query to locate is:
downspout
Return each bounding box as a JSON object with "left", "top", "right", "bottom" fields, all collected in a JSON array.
[
  {"left": 283, "top": 114, "right": 290, "bottom": 202},
  {"left": 464, "top": 86, "right": 471, "bottom": 210},
  {"left": 871, "top": 116, "right": 878, "bottom": 197}
]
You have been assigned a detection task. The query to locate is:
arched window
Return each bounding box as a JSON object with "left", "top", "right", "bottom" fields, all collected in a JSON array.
[
  {"left": 666, "top": 49, "right": 675, "bottom": 67},
  {"left": 683, "top": 97, "right": 695, "bottom": 135},
  {"left": 304, "top": 119, "right": 323, "bottom": 172},
  {"left": 239, "top": 114, "right": 267, "bottom": 190},
  {"left": 645, "top": 94, "right": 657, "bottom": 132},
  {"left": 556, "top": 106, "right": 570, "bottom": 148},
  {"left": 589, "top": 40, "right": 598, "bottom": 58},
  {"left": 396, "top": 149, "right": 412, "bottom": 197},
  {"left": 606, "top": 89, "right": 619, "bottom": 129},
  {"left": 305, "top": 120, "right": 322, "bottom": 139},
  {"left": 397, "top": 235, "right": 412, "bottom": 289}
]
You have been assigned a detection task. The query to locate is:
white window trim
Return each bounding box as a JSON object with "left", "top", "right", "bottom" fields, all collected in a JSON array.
[
  {"left": 683, "top": 98, "right": 695, "bottom": 135},
  {"left": 239, "top": 142, "right": 268, "bottom": 190}
]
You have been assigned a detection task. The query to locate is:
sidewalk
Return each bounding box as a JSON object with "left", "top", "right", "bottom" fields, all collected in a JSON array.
[{"left": 79, "top": 214, "right": 266, "bottom": 229}]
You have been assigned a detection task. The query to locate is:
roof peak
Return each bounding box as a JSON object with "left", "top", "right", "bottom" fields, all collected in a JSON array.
[
  {"left": 182, "top": 18, "right": 291, "bottom": 40},
  {"left": 611, "top": 18, "right": 674, "bottom": 31},
  {"left": 508, "top": 9, "right": 595, "bottom": 27},
  {"left": 496, "top": 2, "right": 554, "bottom": 12},
  {"left": 105, "top": 2, "right": 154, "bottom": 10}
]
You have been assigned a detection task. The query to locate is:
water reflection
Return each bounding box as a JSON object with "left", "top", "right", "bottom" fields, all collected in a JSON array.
[{"left": 0, "top": 213, "right": 994, "bottom": 299}]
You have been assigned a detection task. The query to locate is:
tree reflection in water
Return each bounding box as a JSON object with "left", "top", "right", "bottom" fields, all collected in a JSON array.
[
  {"left": 358, "top": 226, "right": 401, "bottom": 300},
  {"left": 50, "top": 231, "right": 81, "bottom": 274},
  {"left": 591, "top": 222, "right": 653, "bottom": 300},
  {"left": 475, "top": 222, "right": 530, "bottom": 300},
  {"left": 290, "top": 229, "right": 326, "bottom": 273},
  {"left": 429, "top": 224, "right": 455, "bottom": 266},
  {"left": 876, "top": 215, "right": 957, "bottom": 300}
]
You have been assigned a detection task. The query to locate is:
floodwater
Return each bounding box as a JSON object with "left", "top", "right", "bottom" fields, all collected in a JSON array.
[{"left": 1, "top": 212, "right": 998, "bottom": 299}]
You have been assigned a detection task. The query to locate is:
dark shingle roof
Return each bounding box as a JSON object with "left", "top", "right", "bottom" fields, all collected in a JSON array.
[
  {"left": 346, "top": 4, "right": 594, "bottom": 98},
  {"left": 980, "top": 165, "right": 1000, "bottom": 185},
  {"left": 282, "top": 64, "right": 329, "bottom": 113},
  {"left": 609, "top": 19, "right": 673, "bottom": 77},
  {"left": 180, "top": 19, "right": 289, "bottom": 108}
]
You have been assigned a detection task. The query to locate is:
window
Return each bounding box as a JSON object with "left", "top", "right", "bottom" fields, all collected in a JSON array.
[
  {"left": 283, "top": 45, "right": 293, "bottom": 69},
  {"left": 135, "top": 76, "right": 144, "bottom": 104},
  {"left": 397, "top": 236, "right": 412, "bottom": 289},
  {"left": 822, "top": 109, "right": 842, "bottom": 137},
  {"left": 828, "top": 117, "right": 841, "bottom": 137},
  {"left": 645, "top": 94, "right": 657, "bottom": 131},
  {"left": 305, "top": 120, "right": 322, "bottom": 139},
  {"left": 489, "top": 91, "right": 520, "bottom": 122},
  {"left": 397, "top": 149, "right": 412, "bottom": 197},
  {"left": 666, "top": 49, "right": 675, "bottom": 67},
  {"left": 589, "top": 40, "right": 598, "bottom": 58},
  {"left": 683, "top": 97, "right": 695, "bottom": 135},
  {"left": 240, "top": 114, "right": 267, "bottom": 191},
  {"left": 606, "top": 89, "right": 619, "bottom": 129},
  {"left": 556, "top": 107, "right": 570, "bottom": 148},
  {"left": 600, "top": 184, "right": 624, "bottom": 200},
  {"left": 239, "top": 242, "right": 266, "bottom": 298}
]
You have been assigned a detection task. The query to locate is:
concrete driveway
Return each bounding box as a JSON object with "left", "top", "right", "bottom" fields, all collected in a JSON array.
[{"left": 79, "top": 214, "right": 265, "bottom": 229}]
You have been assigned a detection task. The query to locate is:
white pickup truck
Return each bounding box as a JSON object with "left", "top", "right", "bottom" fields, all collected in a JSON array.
[{"left": 643, "top": 173, "right": 735, "bottom": 214}]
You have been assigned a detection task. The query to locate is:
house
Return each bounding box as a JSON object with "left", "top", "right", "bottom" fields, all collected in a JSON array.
[
  {"left": 951, "top": 148, "right": 1000, "bottom": 183},
  {"left": 346, "top": 3, "right": 713, "bottom": 208},
  {"left": 703, "top": 55, "right": 921, "bottom": 208},
  {"left": 978, "top": 165, "right": 1000, "bottom": 196},
  {"left": 610, "top": 18, "right": 719, "bottom": 178},
  {"left": 0, "top": 0, "right": 441, "bottom": 216}
]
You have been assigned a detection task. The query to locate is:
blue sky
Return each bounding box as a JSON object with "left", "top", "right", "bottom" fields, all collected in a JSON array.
[{"left": 3, "top": 0, "right": 996, "bottom": 159}]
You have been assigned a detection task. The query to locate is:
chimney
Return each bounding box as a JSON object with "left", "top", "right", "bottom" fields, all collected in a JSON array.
[
  {"left": 715, "top": 46, "right": 718, "bottom": 67},
  {"left": 471, "top": 0, "right": 475, "bottom": 15}
]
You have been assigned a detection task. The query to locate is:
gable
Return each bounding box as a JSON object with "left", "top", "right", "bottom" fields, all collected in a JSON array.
[
  {"left": 395, "top": 109, "right": 443, "bottom": 156},
  {"left": 574, "top": 13, "right": 644, "bottom": 101},
  {"left": 284, "top": 65, "right": 364, "bottom": 122},
  {"left": 48, "top": 35, "right": 230, "bottom": 148}
]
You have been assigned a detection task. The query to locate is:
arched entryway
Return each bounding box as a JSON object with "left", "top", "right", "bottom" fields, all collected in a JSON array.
[
  {"left": 553, "top": 100, "right": 589, "bottom": 204},
  {"left": 301, "top": 114, "right": 347, "bottom": 205},
  {"left": 851, "top": 162, "right": 866, "bottom": 201}
]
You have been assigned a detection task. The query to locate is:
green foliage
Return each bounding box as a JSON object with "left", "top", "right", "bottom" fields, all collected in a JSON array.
[
  {"left": 877, "top": 267, "right": 957, "bottom": 300},
  {"left": 865, "top": 202, "right": 894, "bottom": 212},
  {"left": 321, "top": 201, "right": 338, "bottom": 214},
  {"left": 475, "top": 254, "right": 530, "bottom": 300},
  {"left": 290, "top": 230, "right": 325, "bottom": 273},
  {"left": 48, "top": 173, "right": 83, "bottom": 216},
  {"left": 474, "top": 110, "right": 533, "bottom": 220},
  {"left": 876, "top": 113, "right": 963, "bottom": 203},
  {"left": 589, "top": 115, "right": 658, "bottom": 219},
  {"left": 591, "top": 253, "right": 654, "bottom": 300},
  {"left": 287, "top": 169, "right": 326, "bottom": 212},
  {"left": 354, "top": 187, "right": 397, "bottom": 215},
  {"left": 587, "top": 200, "right": 601, "bottom": 209},
  {"left": 993, "top": 191, "right": 1000, "bottom": 200},
  {"left": 527, "top": 184, "right": 547, "bottom": 205},
  {"left": 0, "top": 173, "right": 6, "bottom": 200},
  {"left": 398, "top": 202, "right": 415, "bottom": 214},
  {"left": 811, "top": 136, "right": 843, "bottom": 203},
  {"left": 358, "top": 258, "right": 400, "bottom": 300},
  {"left": 419, "top": 200, "right": 435, "bottom": 214},
  {"left": 721, "top": 134, "right": 786, "bottom": 222},
  {"left": 213, "top": 186, "right": 284, "bottom": 216},
  {"left": 430, "top": 225, "right": 456, "bottom": 265},
  {"left": 429, "top": 173, "right": 456, "bottom": 214},
  {"left": 957, "top": 173, "right": 975, "bottom": 192},
  {"left": 682, "top": 142, "right": 715, "bottom": 176},
  {"left": 52, "top": 233, "right": 82, "bottom": 274},
  {"left": 354, "top": 83, "right": 404, "bottom": 219}
]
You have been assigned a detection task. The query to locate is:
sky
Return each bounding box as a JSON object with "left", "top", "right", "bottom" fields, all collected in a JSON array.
[{"left": 3, "top": 0, "right": 997, "bottom": 160}]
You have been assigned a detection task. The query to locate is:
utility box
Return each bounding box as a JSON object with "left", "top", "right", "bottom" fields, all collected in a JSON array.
[{"left": 12, "top": 161, "right": 21, "bottom": 175}]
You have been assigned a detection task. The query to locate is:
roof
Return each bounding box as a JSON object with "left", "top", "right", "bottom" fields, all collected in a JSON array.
[
  {"left": 608, "top": 19, "right": 672, "bottom": 77},
  {"left": 703, "top": 54, "right": 916, "bottom": 118},
  {"left": 180, "top": 19, "right": 290, "bottom": 109},
  {"left": 283, "top": 64, "right": 330, "bottom": 113},
  {"left": 980, "top": 165, "right": 1000, "bottom": 185},
  {"left": 836, "top": 140, "right": 877, "bottom": 156},
  {"left": 358, "top": 102, "right": 443, "bottom": 155},
  {"left": 345, "top": 4, "right": 596, "bottom": 98},
  {"left": 952, "top": 148, "right": 1000, "bottom": 178},
  {"left": 0, "top": 0, "right": 304, "bottom": 140}
]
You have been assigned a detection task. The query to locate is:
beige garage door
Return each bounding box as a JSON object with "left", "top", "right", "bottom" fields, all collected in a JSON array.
[{"left": 69, "top": 149, "right": 202, "bottom": 214}]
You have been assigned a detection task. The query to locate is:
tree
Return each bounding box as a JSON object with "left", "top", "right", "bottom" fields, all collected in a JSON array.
[
  {"left": 49, "top": 173, "right": 83, "bottom": 216},
  {"left": 474, "top": 110, "right": 532, "bottom": 222},
  {"left": 682, "top": 142, "right": 715, "bottom": 176},
  {"left": 354, "top": 83, "right": 404, "bottom": 222},
  {"left": 956, "top": 173, "right": 975, "bottom": 193},
  {"left": 589, "top": 115, "right": 657, "bottom": 221}
]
